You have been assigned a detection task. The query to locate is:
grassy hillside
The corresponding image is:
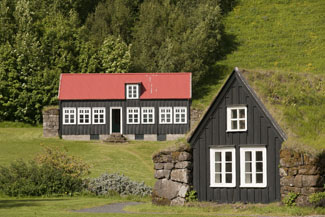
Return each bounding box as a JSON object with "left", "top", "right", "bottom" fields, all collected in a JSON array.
[{"left": 0, "top": 127, "right": 174, "bottom": 186}]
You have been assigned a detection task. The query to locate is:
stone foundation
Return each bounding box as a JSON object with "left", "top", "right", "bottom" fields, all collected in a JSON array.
[
  {"left": 62, "top": 135, "right": 90, "bottom": 140},
  {"left": 280, "top": 148, "right": 325, "bottom": 206},
  {"left": 43, "top": 108, "right": 59, "bottom": 137},
  {"left": 152, "top": 144, "right": 192, "bottom": 206}
]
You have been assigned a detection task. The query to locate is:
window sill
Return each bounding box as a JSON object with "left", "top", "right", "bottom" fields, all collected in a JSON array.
[
  {"left": 210, "top": 184, "right": 236, "bottom": 188},
  {"left": 240, "top": 184, "right": 267, "bottom": 188},
  {"left": 226, "top": 129, "right": 247, "bottom": 132}
]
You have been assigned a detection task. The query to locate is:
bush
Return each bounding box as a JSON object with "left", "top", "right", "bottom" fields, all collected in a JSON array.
[
  {"left": 282, "top": 192, "right": 299, "bottom": 207},
  {"left": 86, "top": 173, "right": 152, "bottom": 197},
  {"left": 0, "top": 146, "right": 89, "bottom": 196},
  {"left": 309, "top": 192, "right": 325, "bottom": 207}
]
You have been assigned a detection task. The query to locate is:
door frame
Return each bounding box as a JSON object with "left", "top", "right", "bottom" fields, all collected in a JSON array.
[{"left": 110, "top": 107, "right": 123, "bottom": 134}]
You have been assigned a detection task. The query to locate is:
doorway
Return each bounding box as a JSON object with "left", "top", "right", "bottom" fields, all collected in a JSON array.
[{"left": 110, "top": 107, "right": 122, "bottom": 134}]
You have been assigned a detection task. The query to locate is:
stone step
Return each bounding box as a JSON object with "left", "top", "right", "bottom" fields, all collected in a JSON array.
[{"left": 103, "top": 134, "right": 128, "bottom": 143}]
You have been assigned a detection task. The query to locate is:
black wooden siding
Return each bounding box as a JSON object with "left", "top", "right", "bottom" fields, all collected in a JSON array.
[
  {"left": 60, "top": 99, "right": 190, "bottom": 136},
  {"left": 190, "top": 72, "right": 284, "bottom": 203}
]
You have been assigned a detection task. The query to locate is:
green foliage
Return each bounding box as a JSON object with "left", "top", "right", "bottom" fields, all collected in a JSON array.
[
  {"left": 282, "top": 192, "right": 299, "bottom": 207},
  {"left": 309, "top": 192, "right": 325, "bottom": 207},
  {"left": 86, "top": 173, "right": 152, "bottom": 197},
  {"left": 185, "top": 189, "right": 198, "bottom": 202}
]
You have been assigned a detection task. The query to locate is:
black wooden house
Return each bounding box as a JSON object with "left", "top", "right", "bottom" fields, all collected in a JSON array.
[
  {"left": 58, "top": 73, "right": 191, "bottom": 141},
  {"left": 188, "top": 68, "right": 286, "bottom": 203}
]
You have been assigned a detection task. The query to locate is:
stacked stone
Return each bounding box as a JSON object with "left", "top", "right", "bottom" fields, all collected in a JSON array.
[
  {"left": 43, "top": 108, "right": 59, "bottom": 137},
  {"left": 279, "top": 148, "right": 325, "bottom": 206},
  {"left": 152, "top": 144, "right": 192, "bottom": 206}
]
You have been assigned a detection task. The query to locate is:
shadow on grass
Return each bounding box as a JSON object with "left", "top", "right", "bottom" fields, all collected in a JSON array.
[{"left": 0, "top": 199, "right": 67, "bottom": 209}]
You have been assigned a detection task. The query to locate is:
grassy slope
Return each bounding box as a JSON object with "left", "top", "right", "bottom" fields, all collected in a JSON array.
[
  {"left": 0, "top": 127, "right": 175, "bottom": 186},
  {"left": 193, "top": 0, "right": 325, "bottom": 152}
]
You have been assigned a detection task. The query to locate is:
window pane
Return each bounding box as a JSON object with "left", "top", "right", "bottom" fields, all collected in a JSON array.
[
  {"left": 215, "top": 163, "right": 221, "bottom": 172},
  {"left": 215, "top": 173, "right": 221, "bottom": 183},
  {"left": 226, "top": 163, "right": 232, "bottom": 172},
  {"left": 231, "top": 121, "right": 237, "bottom": 129},
  {"left": 256, "top": 162, "right": 263, "bottom": 172},
  {"left": 256, "top": 151, "right": 263, "bottom": 161},
  {"left": 245, "top": 162, "right": 252, "bottom": 172},
  {"left": 226, "top": 174, "right": 232, "bottom": 183},
  {"left": 239, "top": 109, "right": 245, "bottom": 118},
  {"left": 231, "top": 109, "right": 237, "bottom": 118},
  {"left": 239, "top": 120, "right": 246, "bottom": 129},
  {"left": 245, "top": 174, "right": 252, "bottom": 183},
  {"left": 245, "top": 152, "right": 252, "bottom": 161},
  {"left": 65, "top": 118, "right": 69, "bottom": 123},
  {"left": 256, "top": 174, "right": 263, "bottom": 183},
  {"left": 215, "top": 152, "right": 221, "bottom": 161},
  {"left": 226, "top": 152, "right": 232, "bottom": 161}
]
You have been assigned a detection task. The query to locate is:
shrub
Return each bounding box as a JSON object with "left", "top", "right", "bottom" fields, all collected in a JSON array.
[
  {"left": 309, "top": 192, "right": 325, "bottom": 207},
  {"left": 282, "top": 192, "right": 299, "bottom": 207},
  {"left": 186, "top": 189, "right": 198, "bottom": 202},
  {"left": 86, "top": 173, "right": 152, "bottom": 197}
]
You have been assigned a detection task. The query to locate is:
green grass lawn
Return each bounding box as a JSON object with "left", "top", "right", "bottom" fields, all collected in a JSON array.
[{"left": 0, "top": 126, "right": 175, "bottom": 186}]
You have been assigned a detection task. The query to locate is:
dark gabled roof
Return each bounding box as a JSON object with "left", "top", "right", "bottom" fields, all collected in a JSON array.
[
  {"left": 58, "top": 73, "right": 191, "bottom": 100},
  {"left": 187, "top": 68, "right": 287, "bottom": 143}
]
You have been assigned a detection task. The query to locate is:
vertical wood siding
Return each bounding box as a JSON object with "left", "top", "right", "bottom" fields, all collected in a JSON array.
[
  {"left": 60, "top": 99, "right": 190, "bottom": 135},
  {"left": 191, "top": 73, "right": 284, "bottom": 203}
]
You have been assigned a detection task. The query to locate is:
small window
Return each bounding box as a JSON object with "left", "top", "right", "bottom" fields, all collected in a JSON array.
[
  {"left": 78, "top": 108, "right": 91, "bottom": 125},
  {"left": 63, "top": 108, "right": 76, "bottom": 125},
  {"left": 141, "top": 107, "right": 155, "bottom": 124},
  {"left": 159, "top": 107, "right": 172, "bottom": 124},
  {"left": 174, "top": 107, "right": 187, "bottom": 124},
  {"left": 126, "top": 84, "right": 139, "bottom": 99},
  {"left": 92, "top": 107, "right": 105, "bottom": 124},
  {"left": 210, "top": 148, "right": 236, "bottom": 187},
  {"left": 127, "top": 107, "right": 140, "bottom": 124},
  {"left": 227, "top": 106, "right": 247, "bottom": 132},
  {"left": 240, "top": 147, "right": 267, "bottom": 188}
]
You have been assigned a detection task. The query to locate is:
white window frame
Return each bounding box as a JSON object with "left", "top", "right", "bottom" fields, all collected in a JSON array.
[
  {"left": 126, "top": 84, "right": 139, "bottom": 99},
  {"left": 210, "top": 147, "right": 236, "bottom": 187},
  {"left": 141, "top": 107, "right": 155, "bottom": 124},
  {"left": 227, "top": 106, "right": 247, "bottom": 132},
  {"left": 126, "top": 107, "right": 140, "bottom": 124},
  {"left": 78, "top": 107, "right": 91, "bottom": 125},
  {"left": 240, "top": 147, "right": 267, "bottom": 188},
  {"left": 174, "top": 107, "right": 187, "bottom": 124},
  {"left": 92, "top": 107, "right": 106, "bottom": 125},
  {"left": 63, "top": 108, "right": 76, "bottom": 125},
  {"left": 159, "top": 107, "right": 173, "bottom": 124}
]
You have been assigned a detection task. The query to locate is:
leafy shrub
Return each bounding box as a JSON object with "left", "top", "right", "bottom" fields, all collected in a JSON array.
[
  {"left": 0, "top": 146, "right": 89, "bottom": 196},
  {"left": 309, "top": 192, "right": 325, "bottom": 207},
  {"left": 282, "top": 192, "right": 299, "bottom": 207},
  {"left": 186, "top": 189, "right": 198, "bottom": 202},
  {"left": 86, "top": 173, "right": 152, "bottom": 197}
]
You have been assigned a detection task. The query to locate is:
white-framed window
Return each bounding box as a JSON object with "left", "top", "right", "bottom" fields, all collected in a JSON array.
[
  {"left": 210, "top": 147, "right": 236, "bottom": 187},
  {"left": 78, "top": 108, "right": 91, "bottom": 125},
  {"left": 227, "top": 106, "right": 247, "bottom": 132},
  {"left": 126, "top": 84, "right": 139, "bottom": 99},
  {"left": 92, "top": 107, "right": 105, "bottom": 124},
  {"left": 240, "top": 147, "right": 267, "bottom": 188},
  {"left": 174, "top": 107, "right": 187, "bottom": 124},
  {"left": 141, "top": 107, "right": 155, "bottom": 124},
  {"left": 63, "top": 108, "right": 76, "bottom": 125},
  {"left": 159, "top": 107, "right": 172, "bottom": 124},
  {"left": 127, "top": 107, "right": 140, "bottom": 124}
]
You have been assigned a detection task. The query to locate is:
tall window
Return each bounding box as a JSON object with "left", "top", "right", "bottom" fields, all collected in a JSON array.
[
  {"left": 159, "top": 107, "right": 172, "bottom": 124},
  {"left": 92, "top": 107, "right": 105, "bottom": 124},
  {"left": 127, "top": 107, "right": 140, "bottom": 124},
  {"left": 78, "top": 108, "right": 91, "bottom": 124},
  {"left": 174, "top": 107, "right": 187, "bottom": 124},
  {"left": 227, "top": 106, "right": 247, "bottom": 131},
  {"left": 63, "top": 108, "right": 76, "bottom": 125},
  {"left": 126, "top": 84, "right": 139, "bottom": 99},
  {"left": 210, "top": 148, "right": 236, "bottom": 187},
  {"left": 240, "top": 147, "right": 267, "bottom": 188},
  {"left": 141, "top": 107, "right": 155, "bottom": 124}
]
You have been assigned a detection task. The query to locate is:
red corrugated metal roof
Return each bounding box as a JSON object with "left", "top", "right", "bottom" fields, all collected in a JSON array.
[{"left": 58, "top": 73, "right": 191, "bottom": 100}]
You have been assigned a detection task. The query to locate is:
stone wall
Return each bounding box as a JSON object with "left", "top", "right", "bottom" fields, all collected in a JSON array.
[
  {"left": 43, "top": 108, "right": 59, "bottom": 137},
  {"left": 152, "top": 144, "right": 192, "bottom": 206},
  {"left": 280, "top": 148, "right": 325, "bottom": 206}
]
